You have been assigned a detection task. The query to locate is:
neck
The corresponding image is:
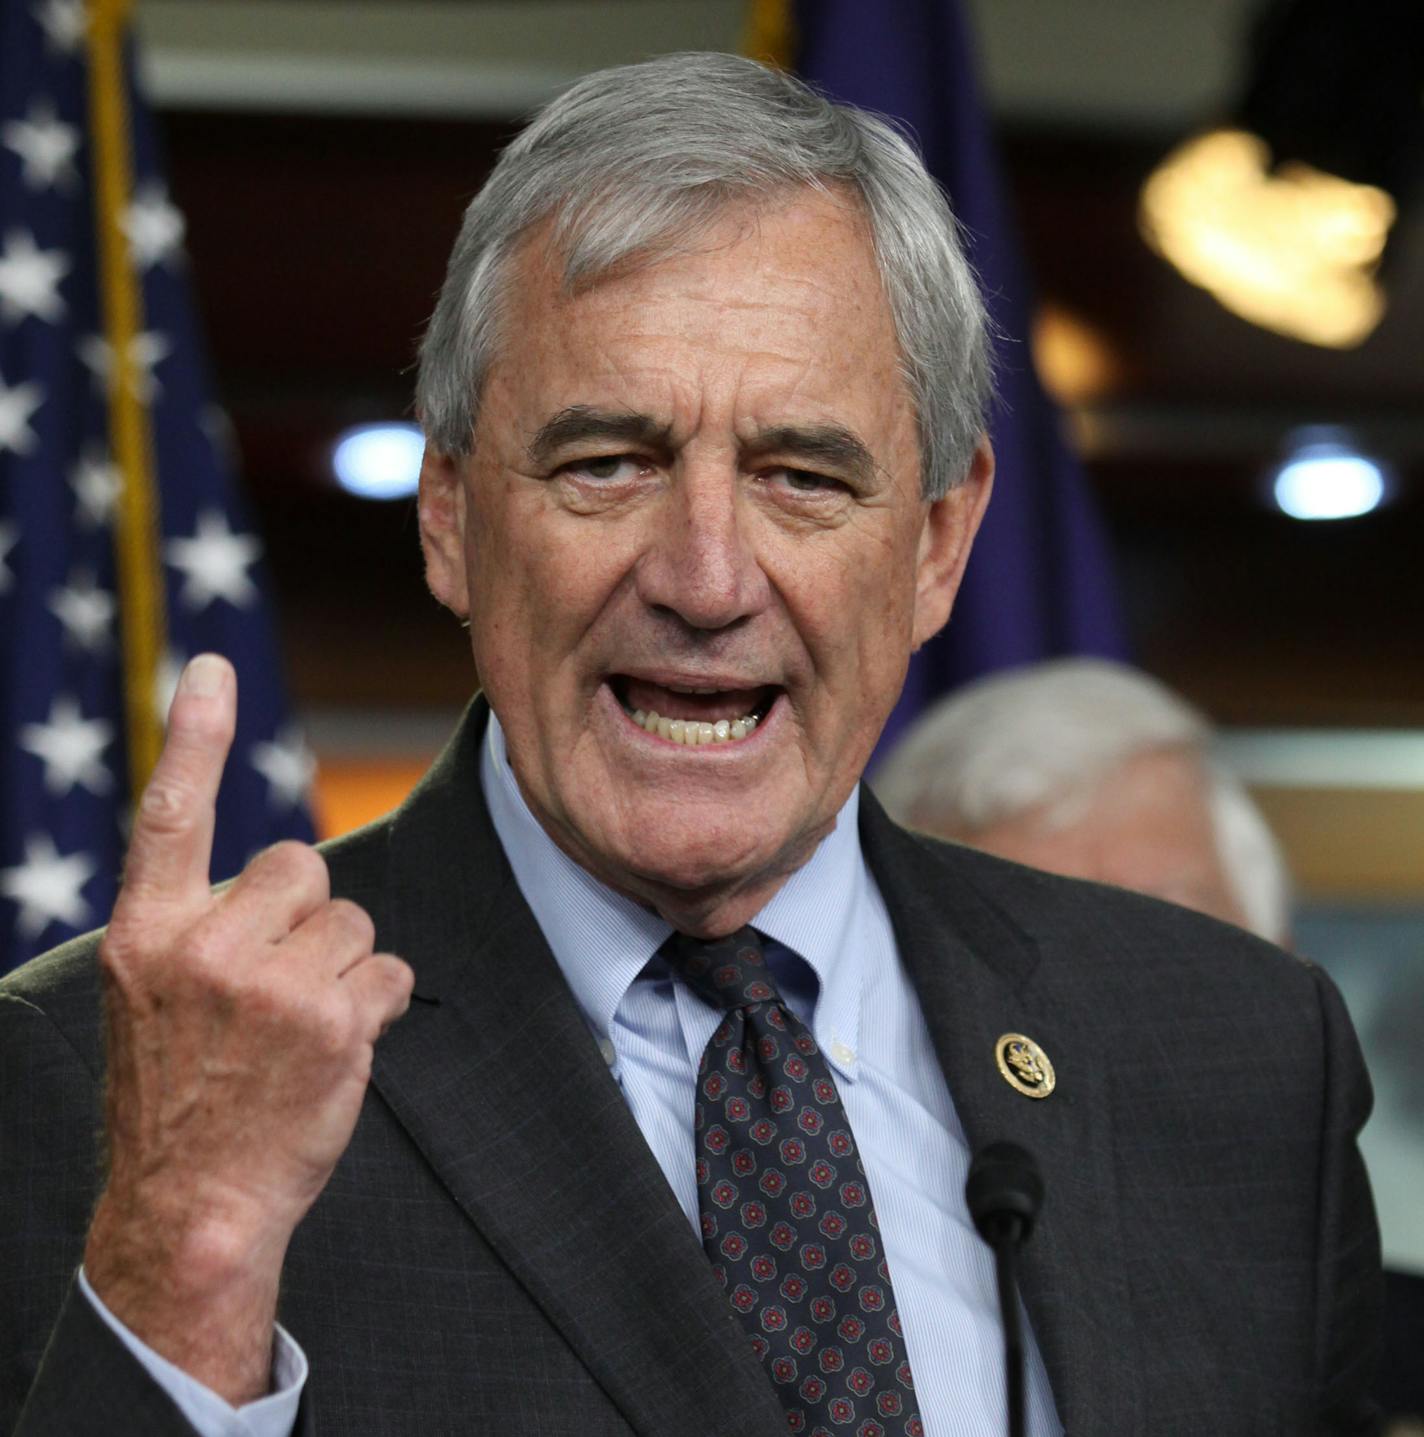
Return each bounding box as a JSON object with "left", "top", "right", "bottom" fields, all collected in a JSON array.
[
  {"left": 549, "top": 821, "right": 832, "bottom": 940},
  {"left": 482, "top": 706, "right": 846, "bottom": 940}
]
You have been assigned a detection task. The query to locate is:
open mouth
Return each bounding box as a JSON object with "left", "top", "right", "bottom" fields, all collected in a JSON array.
[{"left": 609, "top": 675, "right": 780, "bottom": 746}]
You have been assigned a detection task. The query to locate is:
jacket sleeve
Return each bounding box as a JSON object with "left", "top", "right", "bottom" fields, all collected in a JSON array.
[
  {"left": 10, "top": 1276, "right": 205, "bottom": 1437},
  {"left": 1308, "top": 965, "right": 1386, "bottom": 1435},
  {"left": 0, "top": 987, "right": 200, "bottom": 1436},
  {"left": 0, "top": 983, "right": 318, "bottom": 1437},
  {"left": 80, "top": 1268, "right": 308, "bottom": 1437}
]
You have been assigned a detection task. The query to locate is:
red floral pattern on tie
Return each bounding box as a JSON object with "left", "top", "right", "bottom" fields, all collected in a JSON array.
[{"left": 663, "top": 928, "right": 922, "bottom": 1437}]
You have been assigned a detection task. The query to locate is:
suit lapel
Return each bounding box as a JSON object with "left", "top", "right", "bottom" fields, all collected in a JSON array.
[
  {"left": 860, "top": 794, "right": 1144, "bottom": 1435},
  {"left": 364, "top": 703, "right": 786, "bottom": 1437}
]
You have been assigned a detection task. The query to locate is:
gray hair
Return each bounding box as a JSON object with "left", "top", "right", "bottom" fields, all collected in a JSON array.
[
  {"left": 872, "top": 659, "right": 1293, "bottom": 943},
  {"left": 415, "top": 51, "right": 991, "bottom": 500}
]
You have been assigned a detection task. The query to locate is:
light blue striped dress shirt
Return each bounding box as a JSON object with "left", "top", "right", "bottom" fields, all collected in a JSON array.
[
  {"left": 82, "top": 712, "right": 1063, "bottom": 1437},
  {"left": 483, "top": 715, "right": 1062, "bottom": 1437}
]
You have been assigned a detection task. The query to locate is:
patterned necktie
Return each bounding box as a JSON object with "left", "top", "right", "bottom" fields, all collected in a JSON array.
[{"left": 662, "top": 927, "right": 923, "bottom": 1437}]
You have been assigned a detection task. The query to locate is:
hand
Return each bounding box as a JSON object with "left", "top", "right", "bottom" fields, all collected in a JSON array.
[{"left": 84, "top": 654, "right": 413, "bottom": 1403}]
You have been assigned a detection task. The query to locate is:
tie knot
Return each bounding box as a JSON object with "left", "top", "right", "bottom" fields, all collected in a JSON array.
[{"left": 661, "top": 927, "right": 781, "bottom": 1012}]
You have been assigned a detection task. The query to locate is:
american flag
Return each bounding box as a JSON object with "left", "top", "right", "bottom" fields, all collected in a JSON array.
[{"left": 0, "top": 0, "right": 314, "bottom": 974}]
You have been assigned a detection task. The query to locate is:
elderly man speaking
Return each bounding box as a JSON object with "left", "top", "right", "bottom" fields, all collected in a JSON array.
[{"left": 0, "top": 53, "right": 1380, "bottom": 1437}]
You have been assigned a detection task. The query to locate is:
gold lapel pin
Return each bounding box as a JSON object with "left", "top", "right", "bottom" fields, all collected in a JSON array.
[{"left": 995, "top": 1033, "right": 1055, "bottom": 1099}]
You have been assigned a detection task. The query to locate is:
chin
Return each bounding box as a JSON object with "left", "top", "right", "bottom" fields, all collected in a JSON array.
[{"left": 600, "top": 803, "right": 799, "bottom": 902}]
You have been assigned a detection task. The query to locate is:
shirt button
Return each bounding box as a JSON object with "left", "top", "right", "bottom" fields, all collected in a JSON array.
[
  {"left": 598, "top": 1038, "right": 617, "bottom": 1068},
  {"left": 830, "top": 1038, "right": 856, "bottom": 1067}
]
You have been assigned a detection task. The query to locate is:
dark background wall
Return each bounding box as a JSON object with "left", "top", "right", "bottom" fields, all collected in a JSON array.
[{"left": 158, "top": 107, "right": 1424, "bottom": 722}]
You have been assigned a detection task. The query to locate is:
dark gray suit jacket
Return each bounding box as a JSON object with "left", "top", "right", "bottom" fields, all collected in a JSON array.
[{"left": 1, "top": 703, "right": 1383, "bottom": 1435}]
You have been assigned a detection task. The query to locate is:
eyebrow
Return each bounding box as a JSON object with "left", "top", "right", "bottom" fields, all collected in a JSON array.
[
  {"left": 526, "top": 406, "right": 878, "bottom": 487},
  {"left": 744, "top": 424, "right": 877, "bottom": 487},
  {"left": 527, "top": 407, "right": 673, "bottom": 468}
]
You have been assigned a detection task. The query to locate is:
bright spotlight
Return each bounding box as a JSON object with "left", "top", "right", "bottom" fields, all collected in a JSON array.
[
  {"left": 1139, "top": 129, "right": 1394, "bottom": 349},
  {"left": 331, "top": 423, "right": 424, "bottom": 500},
  {"left": 1272, "top": 437, "right": 1387, "bottom": 521}
]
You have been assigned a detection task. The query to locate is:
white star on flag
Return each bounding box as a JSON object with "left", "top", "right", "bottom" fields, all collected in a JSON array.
[
  {"left": 165, "top": 510, "right": 262, "bottom": 610},
  {"left": 0, "top": 833, "right": 95, "bottom": 941},
  {"left": 70, "top": 447, "right": 123, "bottom": 529},
  {"left": 0, "top": 373, "right": 45, "bottom": 455},
  {"left": 1, "top": 101, "right": 80, "bottom": 193},
  {"left": 48, "top": 569, "right": 115, "bottom": 651},
  {"left": 18, "top": 696, "right": 114, "bottom": 797},
  {"left": 78, "top": 330, "right": 171, "bottom": 402},
  {"left": 33, "top": 0, "right": 86, "bottom": 54},
  {"left": 251, "top": 726, "right": 318, "bottom": 809},
  {"left": 0, "top": 522, "right": 17, "bottom": 594},
  {"left": 121, "top": 181, "right": 186, "bottom": 270},
  {"left": 0, "top": 229, "right": 69, "bottom": 325}
]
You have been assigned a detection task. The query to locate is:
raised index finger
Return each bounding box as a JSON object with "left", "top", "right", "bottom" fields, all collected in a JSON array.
[{"left": 117, "top": 653, "right": 237, "bottom": 912}]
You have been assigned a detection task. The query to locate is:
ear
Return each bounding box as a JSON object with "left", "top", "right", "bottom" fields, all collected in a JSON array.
[
  {"left": 910, "top": 434, "right": 994, "bottom": 651},
  {"left": 418, "top": 444, "right": 472, "bottom": 620}
]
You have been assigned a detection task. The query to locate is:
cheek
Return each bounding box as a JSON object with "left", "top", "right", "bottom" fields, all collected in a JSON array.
[
  {"left": 464, "top": 483, "right": 640, "bottom": 679},
  {"left": 462, "top": 486, "right": 547, "bottom": 695},
  {"left": 852, "top": 524, "right": 921, "bottom": 643},
  {"left": 791, "top": 525, "right": 919, "bottom": 706}
]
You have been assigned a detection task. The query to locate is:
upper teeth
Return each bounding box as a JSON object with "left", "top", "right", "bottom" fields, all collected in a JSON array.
[{"left": 631, "top": 709, "right": 760, "bottom": 745}]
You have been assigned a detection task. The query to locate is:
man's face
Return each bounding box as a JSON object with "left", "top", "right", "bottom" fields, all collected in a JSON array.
[
  {"left": 961, "top": 749, "right": 1253, "bottom": 932},
  {"left": 420, "top": 187, "right": 990, "bottom": 928}
]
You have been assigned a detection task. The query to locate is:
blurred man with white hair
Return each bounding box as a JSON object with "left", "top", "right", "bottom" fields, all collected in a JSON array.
[{"left": 874, "top": 658, "right": 1291, "bottom": 943}]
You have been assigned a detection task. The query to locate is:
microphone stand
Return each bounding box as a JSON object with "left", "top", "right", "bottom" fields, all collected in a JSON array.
[
  {"left": 966, "top": 1142, "right": 1043, "bottom": 1437},
  {"left": 988, "top": 1215, "right": 1027, "bottom": 1437}
]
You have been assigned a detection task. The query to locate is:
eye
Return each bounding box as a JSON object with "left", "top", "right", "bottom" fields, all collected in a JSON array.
[
  {"left": 766, "top": 467, "right": 848, "bottom": 496},
  {"left": 562, "top": 454, "right": 648, "bottom": 483}
]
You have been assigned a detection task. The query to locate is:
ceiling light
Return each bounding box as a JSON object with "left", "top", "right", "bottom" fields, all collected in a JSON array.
[
  {"left": 331, "top": 422, "right": 424, "bottom": 500},
  {"left": 1031, "top": 303, "right": 1123, "bottom": 406},
  {"left": 1140, "top": 128, "right": 1394, "bottom": 348},
  {"left": 1271, "top": 432, "right": 1388, "bottom": 520},
  {"left": 1139, "top": 0, "right": 1422, "bottom": 348}
]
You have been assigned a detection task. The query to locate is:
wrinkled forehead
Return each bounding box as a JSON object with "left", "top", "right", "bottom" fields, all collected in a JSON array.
[
  {"left": 474, "top": 190, "right": 918, "bottom": 478},
  {"left": 505, "top": 188, "right": 901, "bottom": 371},
  {"left": 498, "top": 183, "right": 888, "bottom": 337}
]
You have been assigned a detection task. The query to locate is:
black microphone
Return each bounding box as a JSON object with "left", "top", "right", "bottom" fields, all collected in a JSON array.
[{"left": 966, "top": 1142, "right": 1044, "bottom": 1437}]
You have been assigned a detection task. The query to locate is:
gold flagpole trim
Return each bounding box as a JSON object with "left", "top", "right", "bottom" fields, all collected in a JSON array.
[
  {"left": 86, "top": 0, "right": 166, "bottom": 797},
  {"left": 742, "top": 0, "right": 796, "bottom": 69}
]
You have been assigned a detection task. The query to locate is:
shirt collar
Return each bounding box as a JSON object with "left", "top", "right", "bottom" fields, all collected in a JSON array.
[
  {"left": 481, "top": 709, "right": 865, "bottom": 1060},
  {"left": 745, "top": 789, "right": 864, "bottom": 1064}
]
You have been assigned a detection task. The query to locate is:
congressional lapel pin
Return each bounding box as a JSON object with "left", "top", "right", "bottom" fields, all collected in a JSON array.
[{"left": 995, "top": 1033, "right": 1056, "bottom": 1099}]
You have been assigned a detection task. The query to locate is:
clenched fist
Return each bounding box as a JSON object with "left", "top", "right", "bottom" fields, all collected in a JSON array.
[{"left": 84, "top": 654, "right": 413, "bottom": 1404}]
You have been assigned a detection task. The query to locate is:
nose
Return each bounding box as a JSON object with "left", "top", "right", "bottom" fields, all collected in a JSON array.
[{"left": 636, "top": 459, "right": 768, "bottom": 631}]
